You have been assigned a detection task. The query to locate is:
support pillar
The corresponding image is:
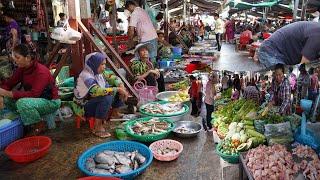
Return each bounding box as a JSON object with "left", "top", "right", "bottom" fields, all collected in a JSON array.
[
  {"left": 183, "top": 0, "right": 187, "bottom": 23},
  {"left": 68, "top": 0, "right": 82, "bottom": 76},
  {"left": 293, "top": 0, "right": 300, "bottom": 21},
  {"left": 164, "top": 0, "right": 169, "bottom": 41},
  {"left": 80, "top": 0, "right": 93, "bottom": 57}
]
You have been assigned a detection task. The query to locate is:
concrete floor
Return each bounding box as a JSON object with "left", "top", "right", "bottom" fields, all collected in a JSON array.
[
  {"left": 212, "top": 43, "right": 263, "bottom": 72},
  {"left": 0, "top": 43, "right": 258, "bottom": 180},
  {"left": 0, "top": 116, "right": 221, "bottom": 180}
]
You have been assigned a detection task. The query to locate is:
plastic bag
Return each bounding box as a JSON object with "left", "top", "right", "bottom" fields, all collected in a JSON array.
[
  {"left": 254, "top": 120, "right": 265, "bottom": 134},
  {"left": 50, "top": 20, "right": 82, "bottom": 44},
  {"left": 264, "top": 121, "right": 293, "bottom": 140}
]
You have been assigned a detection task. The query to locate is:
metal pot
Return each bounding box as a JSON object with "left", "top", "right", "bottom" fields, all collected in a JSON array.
[{"left": 173, "top": 121, "right": 202, "bottom": 138}]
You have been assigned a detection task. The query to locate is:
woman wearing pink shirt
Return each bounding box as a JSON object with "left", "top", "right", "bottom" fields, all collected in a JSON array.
[{"left": 204, "top": 73, "right": 218, "bottom": 131}]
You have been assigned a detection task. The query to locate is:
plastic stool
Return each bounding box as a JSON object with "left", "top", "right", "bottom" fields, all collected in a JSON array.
[{"left": 75, "top": 116, "right": 95, "bottom": 129}]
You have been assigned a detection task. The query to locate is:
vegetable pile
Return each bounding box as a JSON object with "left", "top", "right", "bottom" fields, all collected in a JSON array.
[{"left": 218, "top": 121, "right": 266, "bottom": 156}]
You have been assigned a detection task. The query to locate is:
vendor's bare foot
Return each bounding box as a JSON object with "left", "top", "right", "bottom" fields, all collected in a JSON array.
[{"left": 92, "top": 127, "right": 110, "bottom": 138}]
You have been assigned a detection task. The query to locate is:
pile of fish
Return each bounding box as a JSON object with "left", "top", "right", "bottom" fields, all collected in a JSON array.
[
  {"left": 164, "top": 69, "right": 187, "bottom": 79},
  {"left": 85, "top": 150, "right": 146, "bottom": 175},
  {"left": 142, "top": 102, "right": 184, "bottom": 115},
  {"left": 175, "top": 127, "right": 196, "bottom": 134},
  {"left": 156, "top": 147, "right": 179, "bottom": 156},
  {"left": 130, "top": 118, "right": 170, "bottom": 136},
  {"left": 245, "top": 144, "right": 299, "bottom": 180},
  {"left": 292, "top": 145, "right": 320, "bottom": 179}
]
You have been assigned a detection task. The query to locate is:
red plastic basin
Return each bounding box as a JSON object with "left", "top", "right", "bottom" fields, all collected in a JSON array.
[{"left": 5, "top": 136, "right": 52, "bottom": 163}]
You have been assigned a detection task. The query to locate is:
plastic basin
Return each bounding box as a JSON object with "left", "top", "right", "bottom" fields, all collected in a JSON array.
[
  {"left": 149, "top": 139, "right": 183, "bottom": 161},
  {"left": 5, "top": 136, "right": 52, "bottom": 163}
]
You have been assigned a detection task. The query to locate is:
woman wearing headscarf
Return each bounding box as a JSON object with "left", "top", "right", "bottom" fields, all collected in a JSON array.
[{"left": 74, "top": 52, "right": 128, "bottom": 138}]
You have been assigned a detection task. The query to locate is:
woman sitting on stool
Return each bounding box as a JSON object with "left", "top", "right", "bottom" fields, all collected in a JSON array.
[{"left": 74, "top": 52, "right": 128, "bottom": 138}]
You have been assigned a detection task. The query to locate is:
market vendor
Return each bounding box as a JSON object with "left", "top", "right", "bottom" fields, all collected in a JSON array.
[
  {"left": 130, "top": 43, "right": 162, "bottom": 87},
  {"left": 1, "top": 10, "right": 21, "bottom": 54},
  {"left": 125, "top": 0, "right": 158, "bottom": 61},
  {"left": 0, "top": 44, "right": 61, "bottom": 132},
  {"left": 258, "top": 21, "right": 320, "bottom": 68},
  {"left": 268, "top": 64, "right": 291, "bottom": 115},
  {"left": 243, "top": 82, "right": 260, "bottom": 104},
  {"left": 157, "top": 31, "right": 172, "bottom": 60},
  {"left": 74, "top": 52, "right": 128, "bottom": 138}
]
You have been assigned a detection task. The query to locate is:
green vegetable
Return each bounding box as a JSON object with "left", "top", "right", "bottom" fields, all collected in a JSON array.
[
  {"left": 246, "top": 129, "right": 265, "bottom": 140},
  {"left": 248, "top": 137, "right": 265, "bottom": 147}
]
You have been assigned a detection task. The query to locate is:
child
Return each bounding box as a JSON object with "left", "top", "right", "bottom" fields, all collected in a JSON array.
[
  {"left": 204, "top": 73, "right": 218, "bottom": 131},
  {"left": 189, "top": 75, "right": 199, "bottom": 116},
  {"left": 57, "top": 13, "right": 67, "bottom": 27}
]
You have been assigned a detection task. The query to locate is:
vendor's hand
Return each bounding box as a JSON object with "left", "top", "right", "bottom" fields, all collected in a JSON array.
[
  {"left": 0, "top": 88, "right": 7, "bottom": 97},
  {"left": 150, "top": 69, "right": 160, "bottom": 78},
  {"left": 267, "top": 101, "right": 274, "bottom": 107},
  {"left": 117, "top": 87, "right": 128, "bottom": 101}
]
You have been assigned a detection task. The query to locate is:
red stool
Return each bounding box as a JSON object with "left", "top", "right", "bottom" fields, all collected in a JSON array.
[{"left": 75, "top": 116, "right": 95, "bottom": 129}]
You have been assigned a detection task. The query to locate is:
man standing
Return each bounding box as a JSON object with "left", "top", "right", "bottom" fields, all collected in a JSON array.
[
  {"left": 213, "top": 13, "right": 224, "bottom": 51},
  {"left": 258, "top": 21, "right": 320, "bottom": 68},
  {"left": 125, "top": 1, "right": 158, "bottom": 61}
]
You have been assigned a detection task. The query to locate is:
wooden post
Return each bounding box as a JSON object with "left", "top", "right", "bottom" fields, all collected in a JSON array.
[
  {"left": 80, "top": 0, "right": 93, "bottom": 56},
  {"left": 111, "top": 3, "right": 119, "bottom": 55},
  {"left": 68, "top": 0, "right": 82, "bottom": 76},
  {"left": 41, "top": 0, "right": 52, "bottom": 48}
]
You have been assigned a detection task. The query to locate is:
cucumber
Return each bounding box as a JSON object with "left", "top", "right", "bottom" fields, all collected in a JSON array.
[
  {"left": 243, "top": 120, "right": 254, "bottom": 126},
  {"left": 246, "top": 129, "right": 265, "bottom": 139},
  {"left": 245, "top": 125, "right": 255, "bottom": 130}
]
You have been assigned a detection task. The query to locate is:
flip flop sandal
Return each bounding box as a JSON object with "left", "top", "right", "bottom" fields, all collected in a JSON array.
[{"left": 92, "top": 131, "right": 111, "bottom": 138}]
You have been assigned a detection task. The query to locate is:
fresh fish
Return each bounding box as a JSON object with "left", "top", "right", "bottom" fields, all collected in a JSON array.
[
  {"left": 114, "top": 154, "right": 132, "bottom": 165},
  {"left": 94, "top": 152, "right": 115, "bottom": 165},
  {"left": 96, "top": 163, "right": 113, "bottom": 170},
  {"left": 135, "top": 153, "right": 146, "bottom": 164},
  {"left": 90, "top": 168, "right": 112, "bottom": 175},
  {"left": 124, "top": 152, "right": 132, "bottom": 158},
  {"left": 133, "top": 160, "right": 139, "bottom": 170},
  {"left": 116, "top": 165, "right": 132, "bottom": 174},
  {"left": 103, "top": 150, "right": 115, "bottom": 155},
  {"left": 130, "top": 117, "right": 170, "bottom": 135},
  {"left": 85, "top": 158, "right": 96, "bottom": 170}
]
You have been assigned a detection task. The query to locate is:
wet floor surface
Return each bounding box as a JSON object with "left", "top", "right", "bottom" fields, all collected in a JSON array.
[
  {"left": 212, "top": 43, "right": 264, "bottom": 72},
  {"left": 0, "top": 115, "right": 221, "bottom": 180}
]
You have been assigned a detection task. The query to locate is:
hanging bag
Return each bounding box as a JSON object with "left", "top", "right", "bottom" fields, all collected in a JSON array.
[
  {"left": 134, "top": 79, "right": 158, "bottom": 105},
  {"left": 51, "top": 19, "right": 82, "bottom": 44}
]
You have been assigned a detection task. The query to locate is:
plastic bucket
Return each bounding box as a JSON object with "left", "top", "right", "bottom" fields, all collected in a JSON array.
[
  {"left": 159, "top": 61, "right": 175, "bottom": 69},
  {"left": 300, "top": 99, "right": 313, "bottom": 113},
  {"left": 172, "top": 47, "right": 182, "bottom": 56},
  {"left": 31, "top": 32, "right": 39, "bottom": 41}
]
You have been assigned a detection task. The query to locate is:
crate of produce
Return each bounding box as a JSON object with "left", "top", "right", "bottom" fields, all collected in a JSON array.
[{"left": 0, "top": 118, "right": 24, "bottom": 150}]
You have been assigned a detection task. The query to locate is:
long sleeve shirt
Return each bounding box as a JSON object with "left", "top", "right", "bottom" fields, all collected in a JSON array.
[
  {"left": 189, "top": 81, "right": 199, "bottom": 99},
  {"left": 269, "top": 78, "right": 291, "bottom": 115},
  {"left": 1, "top": 61, "right": 59, "bottom": 100}
]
